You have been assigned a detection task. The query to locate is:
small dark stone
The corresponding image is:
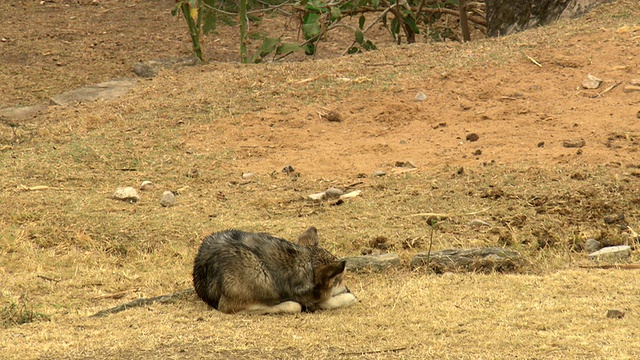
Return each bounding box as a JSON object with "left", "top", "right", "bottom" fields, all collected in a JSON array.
[
  {"left": 473, "top": 149, "right": 482, "bottom": 156},
  {"left": 606, "top": 309, "right": 625, "bottom": 319},
  {"left": 282, "top": 165, "right": 295, "bottom": 174},
  {"left": 323, "top": 111, "right": 342, "bottom": 122},
  {"left": 604, "top": 214, "right": 625, "bottom": 225},
  {"left": 562, "top": 139, "right": 586, "bottom": 148},
  {"left": 466, "top": 133, "right": 480, "bottom": 142},
  {"left": 537, "top": 141, "right": 545, "bottom": 148}
]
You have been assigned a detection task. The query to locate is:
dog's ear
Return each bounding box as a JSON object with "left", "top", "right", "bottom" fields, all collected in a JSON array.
[
  {"left": 317, "top": 260, "right": 346, "bottom": 283},
  {"left": 298, "top": 226, "right": 319, "bottom": 247}
]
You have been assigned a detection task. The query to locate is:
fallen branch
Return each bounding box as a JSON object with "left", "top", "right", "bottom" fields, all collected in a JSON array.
[
  {"left": 90, "top": 289, "right": 195, "bottom": 318},
  {"left": 579, "top": 264, "right": 640, "bottom": 270},
  {"left": 340, "top": 346, "right": 407, "bottom": 356}
]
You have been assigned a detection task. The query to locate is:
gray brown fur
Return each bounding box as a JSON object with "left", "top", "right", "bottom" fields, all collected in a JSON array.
[{"left": 193, "top": 227, "right": 357, "bottom": 314}]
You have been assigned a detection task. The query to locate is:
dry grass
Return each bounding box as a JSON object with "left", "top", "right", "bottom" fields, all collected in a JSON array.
[{"left": 1, "top": 0, "right": 640, "bottom": 358}]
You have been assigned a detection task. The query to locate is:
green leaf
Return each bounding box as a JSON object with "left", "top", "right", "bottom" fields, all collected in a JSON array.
[
  {"left": 330, "top": 7, "right": 342, "bottom": 22},
  {"left": 372, "top": 0, "right": 380, "bottom": 8},
  {"left": 390, "top": 17, "right": 399, "bottom": 35},
  {"left": 358, "top": 15, "right": 365, "bottom": 30},
  {"left": 404, "top": 16, "right": 420, "bottom": 34},
  {"left": 251, "top": 36, "right": 281, "bottom": 63},
  {"left": 302, "top": 13, "right": 321, "bottom": 40},
  {"left": 202, "top": 9, "right": 217, "bottom": 35},
  {"left": 276, "top": 42, "right": 305, "bottom": 55},
  {"left": 347, "top": 47, "right": 360, "bottom": 54},
  {"left": 363, "top": 40, "right": 377, "bottom": 51},
  {"left": 354, "top": 30, "right": 364, "bottom": 45}
]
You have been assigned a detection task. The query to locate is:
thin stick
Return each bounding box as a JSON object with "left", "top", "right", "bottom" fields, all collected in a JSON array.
[
  {"left": 579, "top": 264, "right": 640, "bottom": 270},
  {"left": 340, "top": 346, "right": 407, "bottom": 356},
  {"left": 596, "top": 81, "right": 622, "bottom": 97},
  {"left": 522, "top": 52, "right": 542, "bottom": 67}
]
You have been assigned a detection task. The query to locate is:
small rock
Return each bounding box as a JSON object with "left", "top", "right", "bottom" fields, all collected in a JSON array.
[
  {"left": 325, "top": 187, "right": 344, "bottom": 199},
  {"left": 242, "top": 172, "right": 254, "bottom": 179},
  {"left": 636, "top": 110, "right": 640, "bottom": 119},
  {"left": 584, "top": 238, "right": 601, "bottom": 253},
  {"left": 537, "top": 141, "right": 545, "bottom": 148},
  {"left": 308, "top": 192, "right": 326, "bottom": 201},
  {"left": 322, "top": 111, "right": 342, "bottom": 122},
  {"left": 282, "top": 165, "right": 295, "bottom": 174},
  {"left": 140, "top": 180, "right": 154, "bottom": 190},
  {"left": 339, "top": 190, "right": 361, "bottom": 199},
  {"left": 160, "top": 191, "right": 176, "bottom": 207},
  {"left": 113, "top": 187, "right": 140, "bottom": 203},
  {"left": 414, "top": 92, "right": 427, "bottom": 101},
  {"left": 468, "top": 219, "right": 491, "bottom": 228},
  {"left": 371, "top": 170, "right": 386, "bottom": 177},
  {"left": 395, "top": 161, "right": 416, "bottom": 168},
  {"left": 562, "top": 139, "right": 586, "bottom": 148},
  {"left": 466, "top": 133, "right": 480, "bottom": 142},
  {"left": 344, "top": 253, "right": 401, "bottom": 272},
  {"left": 606, "top": 309, "right": 625, "bottom": 319},
  {"left": 472, "top": 149, "right": 482, "bottom": 156},
  {"left": 50, "top": 78, "right": 137, "bottom": 106},
  {"left": 369, "top": 236, "right": 389, "bottom": 250},
  {"left": 582, "top": 74, "right": 602, "bottom": 89},
  {"left": 588, "top": 245, "right": 631, "bottom": 262},
  {"left": 604, "top": 213, "right": 625, "bottom": 225}
]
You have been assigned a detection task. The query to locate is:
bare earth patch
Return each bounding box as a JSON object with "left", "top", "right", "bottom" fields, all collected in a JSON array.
[{"left": 1, "top": 0, "right": 640, "bottom": 359}]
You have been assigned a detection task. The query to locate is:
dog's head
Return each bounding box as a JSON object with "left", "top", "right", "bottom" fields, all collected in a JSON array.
[{"left": 298, "top": 227, "right": 352, "bottom": 305}]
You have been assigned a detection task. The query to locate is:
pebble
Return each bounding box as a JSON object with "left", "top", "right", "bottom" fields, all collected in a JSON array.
[
  {"left": 414, "top": 92, "right": 427, "bottom": 101},
  {"left": 468, "top": 219, "right": 491, "bottom": 228},
  {"left": 160, "top": 191, "right": 176, "bottom": 207},
  {"left": 588, "top": 245, "right": 631, "bottom": 261},
  {"left": 606, "top": 309, "right": 625, "bottom": 319},
  {"left": 140, "top": 180, "right": 153, "bottom": 190},
  {"left": 282, "top": 165, "right": 295, "bottom": 174},
  {"left": 372, "top": 170, "right": 386, "bottom": 177},
  {"left": 466, "top": 133, "right": 480, "bottom": 142},
  {"left": 242, "top": 172, "right": 254, "bottom": 179},
  {"left": 562, "top": 139, "right": 586, "bottom": 148},
  {"left": 581, "top": 74, "right": 602, "bottom": 89},
  {"left": 584, "top": 238, "right": 601, "bottom": 253},
  {"left": 308, "top": 192, "right": 326, "bottom": 200},
  {"left": 113, "top": 187, "right": 140, "bottom": 203},
  {"left": 325, "top": 187, "right": 344, "bottom": 199},
  {"left": 344, "top": 253, "right": 401, "bottom": 272}
]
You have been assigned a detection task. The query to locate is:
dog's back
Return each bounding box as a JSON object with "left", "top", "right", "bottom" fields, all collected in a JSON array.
[{"left": 192, "top": 227, "right": 357, "bottom": 314}]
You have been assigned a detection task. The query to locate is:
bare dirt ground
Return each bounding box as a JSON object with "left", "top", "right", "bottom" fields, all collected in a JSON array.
[{"left": 1, "top": 0, "right": 640, "bottom": 359}]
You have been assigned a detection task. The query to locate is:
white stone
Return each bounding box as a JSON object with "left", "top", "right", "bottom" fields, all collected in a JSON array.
[
  {"left": 113, "top": 186, "right": 140, "bottom": 203},
  {"left": 588, "top": 245, "right": 631, "bottom": 261}
]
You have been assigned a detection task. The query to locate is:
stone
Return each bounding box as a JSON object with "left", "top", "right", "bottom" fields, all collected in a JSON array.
[
  {"left": 584, "top": 238, "right": 601, "bottom": 253},
  {"left": 582, "top": 74, "right": 602, "bottom": 89},
  {"left": 468, "top": 219, "right": 491, "bottom": 228},
  {"left": 0, "top": 104, "right": 47, "bottom": 121},
  {"left": 466, "top": 133, "right": 480, "bottom": 142},
  {"left": 242, "top": 172, "right": 255, "bottom": 179},
  {"left": 282, "top": 165, "right": 295, "bottom": 174},
  {"left": 325, "top": 187, "right": 344, "bottom": 199},
  {"left": 344, "top": 253, "right": 401, "bottom": 272},
  {"left": 339, "top": 190, "right": 361, "bottom": 199},
  {"left": 322, "top": 111, "right": 342, "bottom": 122},
  {"left": 562, "top": 139, "right": 586, "bottom": 148},
  {"left": 308, "top": 192, "right": 326, "bottom": 200},
  {"left": 50, "top": 78, "right": 137, "bottom": 106},
  {"left": 371, "top": 170, "right": 386, "bottom": 177},
  {"left": 113, "top": 186, "right": 140, "bottom": 203},
  {"left": 606, "top": 309, "right": 625, "bottom": 319},
  {"left": 160, "top": 191, "right": 176, "bottom": 207},
  {"left": 140, "top": 181, "right": 154, "bottom": 190},
  {"left": 414, "top": 92, "right": 427, "bottom": 101},
  {"left": 588, "top": 245, "right": 631, "bottom": 262},
  {"left": 411, "top": 247, "right": 523, "bottom": 273}
]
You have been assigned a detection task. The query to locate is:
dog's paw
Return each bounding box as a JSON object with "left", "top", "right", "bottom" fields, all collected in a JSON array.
[{"left": 320, "top": 292, "right": 358, "bottom": 310}]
